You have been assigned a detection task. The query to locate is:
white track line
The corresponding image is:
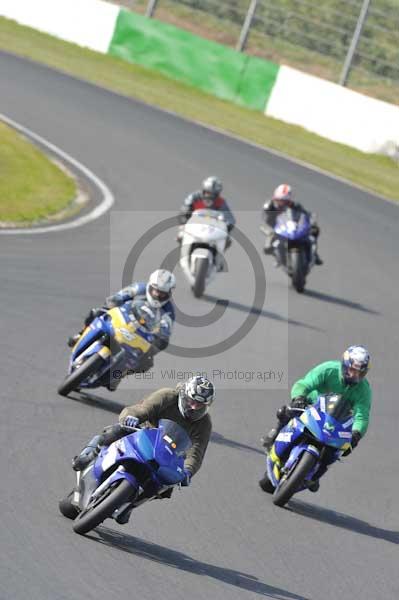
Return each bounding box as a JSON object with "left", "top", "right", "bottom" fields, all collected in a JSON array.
[{"left": 0, "top": 113, "right": 114, "bottom": 234}]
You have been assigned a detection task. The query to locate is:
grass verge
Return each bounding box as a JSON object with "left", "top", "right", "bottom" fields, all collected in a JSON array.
[
  {"left": 0, "top": 16, "right": 398, "bottom": 203},
  {"left": 0, "top": 121, "right": 76, "bottom": 224}
]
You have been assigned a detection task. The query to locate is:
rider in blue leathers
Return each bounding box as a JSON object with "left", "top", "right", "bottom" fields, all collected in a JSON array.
[{"left": 67, "top": 269, "right": 176, "bottom": 377}]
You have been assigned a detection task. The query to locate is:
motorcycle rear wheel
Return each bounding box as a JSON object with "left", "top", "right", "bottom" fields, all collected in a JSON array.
[
  {"left": 58, "top": 353, "right": 105, "bottom": 397},
  {"left": 73, "top": 479, "right": 136, "bottom": 535},
  {"left": 272, "top": 451, "right": 317, "bottom": 507}
]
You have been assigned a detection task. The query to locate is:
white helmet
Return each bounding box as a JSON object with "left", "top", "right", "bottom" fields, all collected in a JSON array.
[{"left": 146, "top": 269, "right": 176, "bottom": 308}]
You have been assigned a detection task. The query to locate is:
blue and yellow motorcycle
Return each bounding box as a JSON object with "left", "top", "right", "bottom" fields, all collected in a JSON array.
[
  {"left": 260, "top": 394, "right": 353, "bottom": 507},
  {"left": 58, "top": 300, "right": 155, "bottom": 396}
]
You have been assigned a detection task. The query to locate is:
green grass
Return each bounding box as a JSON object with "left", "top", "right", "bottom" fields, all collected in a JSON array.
[
  {"left": 0, "top": 121, "right": 76, "bottom": 223},
  {"left": 118, "top": 0, "right": 399, "bottom": 105},
  {"left": 0, "top": 16, "right": 398, "bottom": 203}
]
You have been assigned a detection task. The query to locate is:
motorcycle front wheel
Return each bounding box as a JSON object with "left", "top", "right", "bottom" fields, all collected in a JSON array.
[
  {"left": 58, "top": 353, "right": 105, "bottom": 397},
  {"left": 290, "top": 249, "right": 307, "bottom": 293},
  {"left": 272, "top": 451, "right": 317, "bottom": 507},
  {"left": 73, "top": 479, "right": 136, "bottom": 535}
]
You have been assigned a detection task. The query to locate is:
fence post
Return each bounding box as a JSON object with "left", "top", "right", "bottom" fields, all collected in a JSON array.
[
  {"left": 146, "top": 0, "right": 159, "bottom": 18},
  {"left": 236, "top": 0, "right": 260, "bottom": 52},
  {"left": 339, "top": 0, "right": 371, "bottom": 86}
]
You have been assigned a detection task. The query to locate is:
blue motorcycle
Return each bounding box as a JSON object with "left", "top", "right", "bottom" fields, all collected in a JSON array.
[
  {"left": 260, "top": 394, "right": 353, "bottom": 507},
  {"left": 59, "top": 419, "right": 192, "bottom": 535},
  {"left": 272, "top": 207, "right": 316, "bottom": 292},
  {"left": 58, "top": 300, "right": 155, "bottom": 396}
]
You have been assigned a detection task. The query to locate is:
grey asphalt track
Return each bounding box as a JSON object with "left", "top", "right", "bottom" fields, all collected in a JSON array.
[{"left": 1, "top": 51, "right": 398, "bottom": 600}]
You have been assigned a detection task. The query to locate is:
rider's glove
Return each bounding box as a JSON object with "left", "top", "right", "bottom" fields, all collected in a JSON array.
[
  {"left": 351, "top": 430, "right": 361, "bottom": 449},
  {"left": 291, "top": 396, "right": 309, "bottom": 409},
  {"left": 85, "top": 307, "right": 107, "bottom": 326},
  {"left": 342, "top": 430, "right": 361, "bottom": 456},
  {"left": 181, "top": 469, "right": 192, "bottom": 487},
  {"left": 121, "top": 415, "right": 139, "bottom": 429}
]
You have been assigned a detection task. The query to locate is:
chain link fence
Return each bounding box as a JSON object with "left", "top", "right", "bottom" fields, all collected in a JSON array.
[{"left": 115, "top": 1, "right": 399, "bottom": 104}]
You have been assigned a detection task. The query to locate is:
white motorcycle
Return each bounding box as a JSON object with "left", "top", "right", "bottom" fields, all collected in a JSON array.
[{"left": 179, "top": 209, "right": 228, "bottom": 297}]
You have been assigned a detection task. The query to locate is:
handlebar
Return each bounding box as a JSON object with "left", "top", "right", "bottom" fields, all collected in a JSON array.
[
  {"left": 121, "top": 425, "right": 141, "bottom": 432},
  {"left": 286, "top": 406, "right": 306, "bottom": 417}
]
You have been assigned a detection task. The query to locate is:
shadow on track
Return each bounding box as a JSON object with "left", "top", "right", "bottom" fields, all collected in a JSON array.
[
  {"left": 201, "top": 294, "right": 323, "bottom": 331},
  {"left": 304, "top": 289, "right": 380, "bottom": 315},
  {"left": 69, "top": 391, "right": 126, "bottom": 415},
  {"left": 287, "top": 499, "right": 398, "bottom": 544},
  {"left": 88, "top": 527, "right": 310, "bottom": 600},
  {"left": 211, "top": 431, "right": 265, "bottom": 456}
]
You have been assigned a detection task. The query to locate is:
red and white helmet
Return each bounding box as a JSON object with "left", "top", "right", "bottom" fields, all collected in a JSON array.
[
  {"left": 146, "top": 269, "right": 176, "bottom": 308},
  {"left": 272, "top": 184, "right": 292, "bottom": 208}
]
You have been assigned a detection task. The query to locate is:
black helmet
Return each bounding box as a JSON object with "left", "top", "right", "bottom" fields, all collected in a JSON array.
[{"left": 178, "top": 376, "right": 215, "bottom": 421}]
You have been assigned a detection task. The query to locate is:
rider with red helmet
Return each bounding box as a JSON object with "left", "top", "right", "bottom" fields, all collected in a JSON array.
[{"left": 263, "top": 183, "right": 323, "bottom": 265}]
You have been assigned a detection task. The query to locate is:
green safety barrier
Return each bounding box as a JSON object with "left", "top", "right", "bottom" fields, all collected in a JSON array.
[{"left": 109, "top": 9, "right": 279, "bottom": 111}]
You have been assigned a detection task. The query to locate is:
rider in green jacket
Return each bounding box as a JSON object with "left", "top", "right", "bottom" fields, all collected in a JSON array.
[{"left": 261, "top": 346, "right": 371, "bottom": 491}]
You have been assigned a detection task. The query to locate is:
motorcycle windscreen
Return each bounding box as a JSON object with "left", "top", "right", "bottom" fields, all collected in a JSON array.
[
  {"left": 157, "top": 419, "right": 192, "bottom": 457},
  {"left": 133, "top": 428, "right": 158, "bottom": 461},
  {"left": 301, "top": 395, "right": 353, "bottom": 447},
  {"left": 154, "top": 420, "right": 192, "bottom": 485},
  {"left": 323, "top": 394, "right": 353, "bottom": 422},
  {"left": 275, "top": 210, "right": 310, "bottom": 239}
]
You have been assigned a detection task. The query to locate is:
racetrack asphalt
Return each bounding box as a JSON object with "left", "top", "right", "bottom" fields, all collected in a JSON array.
[{"left": 1, "top": 51, "right": 398, "bottom": 600}]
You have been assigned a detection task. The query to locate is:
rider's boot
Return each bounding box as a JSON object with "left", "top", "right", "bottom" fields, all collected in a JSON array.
[
  {"left": 67, "top": 334, "right": 80, "bottom": 348},
  {"left": 72, "top": 435, "right": 103, "bottom": 471},
  {"left": 67, "top": 308, "right": 106, "bottom": 347},
  {"left": 261, "top": 426, "right": 281, "bottom": 450},
  {"left": 263, "top": 245, "right": 274, "bottom": 255},
  {"left": 72, "top": 424, "right": 127, "bottom": 471},
  {"left": 307, "top": 479, "right": 320, "bottom": 492},
  {"left": 107, "top": 378, "right": 122, "bottom": 392},
  {"left": 261, "top": 406, "right": 289, "bottom": 450},
  {"left": 115, "top": 505, "right": 134, "bottom": 525},
  {"left": 315, "top": 252, "right": 323, "bottom": 266}
]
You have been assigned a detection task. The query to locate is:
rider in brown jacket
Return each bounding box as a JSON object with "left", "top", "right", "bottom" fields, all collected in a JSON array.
[
  {"left": 118, "top": 385, "right": 212, "bottom": 476},
  {"left": 72, "top": 377, "right": 214, "bottom": 522}
]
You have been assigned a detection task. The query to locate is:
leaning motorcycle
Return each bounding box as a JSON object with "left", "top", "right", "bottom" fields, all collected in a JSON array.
[
  {"left": 58, "top": 300, "right": 155, "bottom": 396},
  {"left": 59, "top": 419, "right": 192, "bottom": 535},
  {"left": 179, "top": 209, "right": 228, "bottom": 298},
  {"left": 260, "top": 394, "right": 353, "bottom": 507},
  {"left": 261, "top": 207, "right": 316, "bottom": 293}
]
